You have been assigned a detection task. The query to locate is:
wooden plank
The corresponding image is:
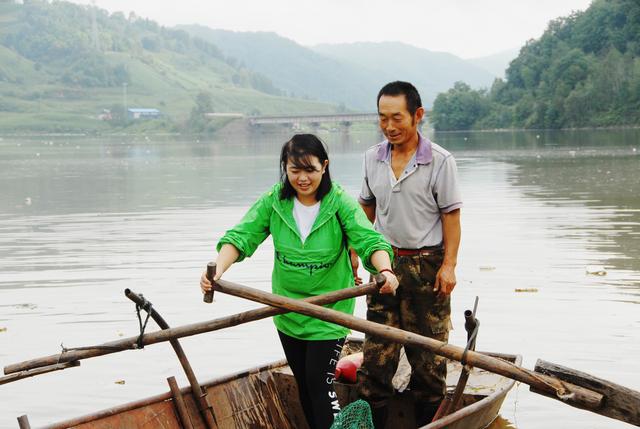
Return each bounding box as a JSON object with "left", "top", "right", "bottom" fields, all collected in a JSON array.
[
  {"left": 534, "top": 360, "right": 640, "bottom": 426},
  {"left": 168, "top": 376, "right": 194, "bottom": 429}
]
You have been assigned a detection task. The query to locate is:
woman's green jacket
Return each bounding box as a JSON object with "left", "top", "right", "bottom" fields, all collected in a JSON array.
[{"left": 217, "top": 182, "right": 393, "bottom": 340}]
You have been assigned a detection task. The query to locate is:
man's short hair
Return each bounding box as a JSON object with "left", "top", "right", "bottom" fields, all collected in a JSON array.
[{"left": 377, "top": 81, "right": 422, "bottom": 116}]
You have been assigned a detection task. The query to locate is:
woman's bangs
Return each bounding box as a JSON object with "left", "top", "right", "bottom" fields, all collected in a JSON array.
[{"left": 289, "top": 153, "right": 318, "bottom": 171}]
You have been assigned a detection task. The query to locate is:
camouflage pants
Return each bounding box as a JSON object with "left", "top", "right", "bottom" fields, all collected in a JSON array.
[{"left": 357, "top": 249, "right": 450, "bottom": 405}]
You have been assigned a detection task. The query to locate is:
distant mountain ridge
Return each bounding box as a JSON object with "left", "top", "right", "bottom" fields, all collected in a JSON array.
[
  {"left": 178, "top": 26, "right": 497, "bottom": 109},
  {"left": 313, "top": 41, "right": 497, "bottom": 105},
  {"left": 178, "top": 26, "right": 380, "bottom": 110},
  {"left": 466, "top": 47, "right": 520, "bottom": 78}
]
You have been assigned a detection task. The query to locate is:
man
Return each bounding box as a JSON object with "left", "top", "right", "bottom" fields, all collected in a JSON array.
[{"left": 356, "top": 81, "right": 462, "bottom": 428}]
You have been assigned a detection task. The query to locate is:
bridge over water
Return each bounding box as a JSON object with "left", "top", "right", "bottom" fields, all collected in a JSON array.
[
  {"left": 247, "top": 111, "right": 432, "bottom": 127},
  {"left": 249, "top": 113, "right": 378, "bottom": 126},
  {"left": 207, "top": 112, "right": 432, "bottom": 132}
]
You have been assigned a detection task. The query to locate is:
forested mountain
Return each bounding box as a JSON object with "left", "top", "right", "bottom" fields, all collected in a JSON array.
[
  {"left": 0, "top": 1, "right": 334, "bottom": 133},
  {"left": 432, "top": 0, "right": 640, "bottom": 130},
  {"left": 178, "top": 27, "right": 497, "bottom": 108}
]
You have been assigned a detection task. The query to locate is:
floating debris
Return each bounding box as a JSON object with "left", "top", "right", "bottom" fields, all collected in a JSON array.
[
  {"left": 114, "top": 380, "right": 126, "bottom": 385},
  {"left": 0, "top": 327, "right": 7, "bottom": 333},
  {"left": 515, "top": 288, "right": 538, "bottom": 293},
  {"left": 586, "top": 265, "right": 607, "bottom": 276},
  {"left": 14, "top": 303, "right": 37, "bottom": 310}
]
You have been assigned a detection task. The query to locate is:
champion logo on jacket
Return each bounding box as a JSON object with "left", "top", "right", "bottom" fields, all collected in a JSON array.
[{"left": 275, "top": 250, "right": 334, "bottom": 275}]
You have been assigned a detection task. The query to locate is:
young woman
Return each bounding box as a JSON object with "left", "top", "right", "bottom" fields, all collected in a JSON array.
[{"left": 200, "top": 134, "right": 398, "bottom": 429}]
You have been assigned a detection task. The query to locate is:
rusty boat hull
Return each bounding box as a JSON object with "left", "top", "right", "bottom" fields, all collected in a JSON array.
[{"left": 36, "top": 340, "right": 520, "bottom": 429}]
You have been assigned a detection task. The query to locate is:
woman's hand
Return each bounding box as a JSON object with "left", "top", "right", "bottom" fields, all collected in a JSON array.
[
  {"left": 349, "top": 248, "right": 362, "bottom": 285},
  {"left": 199, "top": 269, "right": 222, "bottom": 294},
  {"left": 379, "top": 271, "right": 399, "bottom": 295},
  {"left": 200, "top": 244, "right": 240, "bottom": 294},
  {"left": 370, "top": 250, "right": 397, "bottom": 294}
]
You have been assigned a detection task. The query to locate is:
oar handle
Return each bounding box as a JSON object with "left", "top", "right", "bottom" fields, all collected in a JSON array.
[
  {"left": 373, "top": 273, "right": 386, "bottom": 289},
  {"left": 204, "top": 262, "right": 216, "bottom": 303}
]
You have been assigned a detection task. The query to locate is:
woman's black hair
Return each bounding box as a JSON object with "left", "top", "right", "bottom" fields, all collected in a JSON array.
[{"left": 279, "top": 134, "right": 332, "bottom": 201}]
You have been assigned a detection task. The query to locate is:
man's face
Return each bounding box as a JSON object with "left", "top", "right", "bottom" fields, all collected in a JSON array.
[{"left": 378, "top": 94, "right": 421, "bottom": 146}]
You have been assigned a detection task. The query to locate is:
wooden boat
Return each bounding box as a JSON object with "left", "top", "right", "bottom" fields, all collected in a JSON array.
[
  {"left": 37, "top": 338, "right": 521, "bottom": 429},
  {"left": 11, "top": 281, "right": 639, "bottom": 427}
]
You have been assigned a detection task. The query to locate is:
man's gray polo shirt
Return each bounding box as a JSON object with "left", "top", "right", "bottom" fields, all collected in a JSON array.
[{"left": 359, "top": 133, "right": 462, "bottom": 249}]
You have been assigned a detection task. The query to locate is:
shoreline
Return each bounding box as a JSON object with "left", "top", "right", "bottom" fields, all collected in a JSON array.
[
  {"left": 2, "top": 124, "right": 640, "bottom": 139},
  {"left": 431, "top": 124, "right": 640, "bottom": 134}
]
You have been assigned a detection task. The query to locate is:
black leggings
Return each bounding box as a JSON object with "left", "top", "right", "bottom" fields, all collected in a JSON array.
[{"left": 278, "top": 331, "right": 345, "bottom": 429}]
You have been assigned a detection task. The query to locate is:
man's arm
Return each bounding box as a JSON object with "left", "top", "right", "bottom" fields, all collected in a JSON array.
[
  {"left": 434, "top": 208, "right": 461, "bottom": 296},
  {"left": 359, "top": 201, "right": 376, "bottom": 224}
]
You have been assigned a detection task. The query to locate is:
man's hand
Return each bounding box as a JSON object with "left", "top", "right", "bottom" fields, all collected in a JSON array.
[
  {"left": 349, "top": 249, "right": 363, "bottom": 285},
  {"left": 434, "top": 263, "right": 456, "bottom": 297}
]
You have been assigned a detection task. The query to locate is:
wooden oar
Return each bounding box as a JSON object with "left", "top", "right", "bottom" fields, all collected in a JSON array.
[
  {"left": 0, "top": 362, "right": 80, "bottom": 386},
  {"left": 432, "top": 303, "right": 479, "bottom": 420},
  {"left": 124, "top": 289, "right": 216, "bottom": 429},
  {"left": 3, "top": 276, "right": 384, "bottom": 376},
  {"left": 210, "top": 278, "right": 640, "bottom": 426}
]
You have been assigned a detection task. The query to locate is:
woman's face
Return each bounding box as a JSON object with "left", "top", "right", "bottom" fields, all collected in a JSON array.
[{"left": 286, "top": 156, "right": 328, "bottom": 202}]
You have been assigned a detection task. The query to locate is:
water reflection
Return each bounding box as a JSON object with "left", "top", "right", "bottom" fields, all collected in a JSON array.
[
  {"left": 0, "top": 128, "right": 639, "bottom": 428},
  {"left": 507, "top": 153, "right": 640, "bottom": 276},
  {"left": 434, "top": 128, "right": 640, "bottom": 152}
]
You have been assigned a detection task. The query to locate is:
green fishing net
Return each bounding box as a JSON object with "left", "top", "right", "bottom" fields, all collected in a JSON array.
[{"left": 330, "top": 399, "right": 374, "bottom": 429}]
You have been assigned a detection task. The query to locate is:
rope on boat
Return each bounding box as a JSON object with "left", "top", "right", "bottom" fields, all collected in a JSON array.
[
  {"left": 54, "top": 296, "right": 155, "bottom": 363},
  {"left": 134, "top": 294, "right": 153, "bottom": 349}
]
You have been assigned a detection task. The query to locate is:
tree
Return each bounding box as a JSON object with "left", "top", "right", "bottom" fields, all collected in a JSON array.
[
  {"left": 187, "top": 91, "right": 214, "bottom": 132},
  {"left": 432, "top": 82, "right": 490, "bottom": 130},
  {"left": 436, "top": 0, "right": 640, "bottom": 129}
]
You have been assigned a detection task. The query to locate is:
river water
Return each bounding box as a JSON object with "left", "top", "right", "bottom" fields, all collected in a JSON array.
[{"left": 0, "top": 128, "right": 638, "bottom": 428}]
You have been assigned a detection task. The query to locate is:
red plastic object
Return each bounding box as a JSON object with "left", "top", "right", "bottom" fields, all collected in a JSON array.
[{"left": 335, "top": 352, "right": 363, "bottom": 383}]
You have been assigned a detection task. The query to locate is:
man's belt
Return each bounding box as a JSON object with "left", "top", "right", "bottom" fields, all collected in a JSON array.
[{"left": 392, "top": 245, "right": 443, "bottom": 257}]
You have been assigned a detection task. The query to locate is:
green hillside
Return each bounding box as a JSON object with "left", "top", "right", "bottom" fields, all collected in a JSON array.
[
  {"left": 0, "top": 1, "right": 335, "bottom": 133},
  {"left": 432, "top": 0, "right": 640, "bottom": 130}
]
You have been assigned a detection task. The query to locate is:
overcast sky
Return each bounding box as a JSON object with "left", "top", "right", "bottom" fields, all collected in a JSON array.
[{"left": 72, "top": 0, "right": 593, "bottom": 58}]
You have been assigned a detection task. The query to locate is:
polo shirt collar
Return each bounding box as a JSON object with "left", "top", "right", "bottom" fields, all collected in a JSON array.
[{"left": 376, "top": 132, "right": 433, "bottom": 164}]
